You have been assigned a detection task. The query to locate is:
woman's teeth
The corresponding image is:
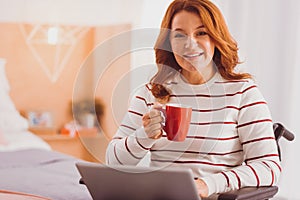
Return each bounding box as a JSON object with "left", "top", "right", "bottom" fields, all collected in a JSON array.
[{"left": 183, "top": 52, "right": 204, "bottom": 58}]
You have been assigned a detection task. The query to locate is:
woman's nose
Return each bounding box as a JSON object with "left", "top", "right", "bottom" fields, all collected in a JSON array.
[{"left": 184, "top": 36, "right": 197, "bottom": 49}]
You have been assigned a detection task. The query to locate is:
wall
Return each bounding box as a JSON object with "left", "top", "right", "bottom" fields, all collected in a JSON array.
[
  {"left": 0, "top": 22, "right": 131, "bottom": 133},
  {"left": 0, "top": 23, "right": 91, "bottom": 128},
  {"left": 212, "top": 1, "right": 300, "bottom": 199},
  {"left": 91, "top": 24, "right": 132, "bottom": 138}
]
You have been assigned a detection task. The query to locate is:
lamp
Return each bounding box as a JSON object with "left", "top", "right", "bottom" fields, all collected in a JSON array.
[{"left": 47, "top": 26, "right": 59, "bottom": 45}]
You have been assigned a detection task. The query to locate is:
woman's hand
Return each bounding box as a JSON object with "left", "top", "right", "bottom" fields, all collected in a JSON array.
[
  {"left": 194, "top": 178, "right": 209, "bottom": 198},
  {"left": 142, "top": 107, "right": 164, "bottom": 139}
]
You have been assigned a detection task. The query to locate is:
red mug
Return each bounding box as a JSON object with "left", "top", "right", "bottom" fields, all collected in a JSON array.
[{"left": 159, "top": 104, "right": 192, "bottom": 141}]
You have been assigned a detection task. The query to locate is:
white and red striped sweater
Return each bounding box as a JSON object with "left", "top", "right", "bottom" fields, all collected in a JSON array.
[{"left": 106, "top": 72, "right": 281, "bottom": 196}]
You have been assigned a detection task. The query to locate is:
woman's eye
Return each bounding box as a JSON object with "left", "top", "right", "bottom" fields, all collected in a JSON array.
[
  {"left": 196, "top": 31, "right": 207, "bottom": 36},
  {"left": 175, "top": 34, "right": 184, "bottom": 38},
  {"left": 173, "top": 33, "right": 186, "bottom": 38}
]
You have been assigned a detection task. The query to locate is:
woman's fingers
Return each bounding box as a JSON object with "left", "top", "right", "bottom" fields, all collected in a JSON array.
[
  {"left": 142, "top": 108, "right": 164, "bottom": 139},
  {"left": 145, "top": 123, "right": 163, "bottom": 139},
  {"left": 146, "top": 123, "right": 162, "bottom": 133},
  {"left": 143, "top": 109, "right": 163, "bottom": 125},
  {"left": 149, "top": 108, "right": 161, "bottom": 118},
  {"left": 142, "top": 114, "right": 150, "bottom": 127}
]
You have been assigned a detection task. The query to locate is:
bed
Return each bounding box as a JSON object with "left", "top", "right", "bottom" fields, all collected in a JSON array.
[{"left": 0, "top": 58, "right": 92, "bottom": 199}]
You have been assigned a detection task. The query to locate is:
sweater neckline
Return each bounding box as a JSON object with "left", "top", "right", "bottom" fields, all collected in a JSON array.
[{"left": 174, "top": 71, "right": 220, "bottom": 91}]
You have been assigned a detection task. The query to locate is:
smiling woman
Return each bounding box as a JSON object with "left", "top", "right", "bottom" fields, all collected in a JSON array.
[{"left": 106, "top": 0, "right": 281, "bottom": 198}]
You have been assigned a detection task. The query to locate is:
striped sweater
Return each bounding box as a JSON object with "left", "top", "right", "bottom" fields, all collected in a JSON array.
[{"left": 106, "top": 72, "right": 281, "bottom": 196}]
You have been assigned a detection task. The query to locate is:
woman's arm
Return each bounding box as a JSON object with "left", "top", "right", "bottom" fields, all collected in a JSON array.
[
  {"left": 202, "top": 81, "right": 281, "bottom": 196},
  {"left": 106, "top": 86, "right": 161, "bottom": 165}
]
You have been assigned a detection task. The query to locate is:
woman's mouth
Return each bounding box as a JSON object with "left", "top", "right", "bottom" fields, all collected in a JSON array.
[{"left": 183, "top": 52, "right": 204, "bottom": 59}]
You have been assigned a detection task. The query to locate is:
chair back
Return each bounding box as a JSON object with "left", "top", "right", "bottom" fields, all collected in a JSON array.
[{"left": 273, "top": 123, "right": 295, "bottom": 161}]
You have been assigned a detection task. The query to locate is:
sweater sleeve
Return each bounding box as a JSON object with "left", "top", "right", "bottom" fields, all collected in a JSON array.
[
  {"left": 202, "top": 81, "right": 281, "bottom": 196},
  {"left": 106, "top": 85, "right": 157, "bottom": 165}
]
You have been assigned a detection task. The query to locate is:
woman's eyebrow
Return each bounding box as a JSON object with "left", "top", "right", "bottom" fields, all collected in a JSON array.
[
  {"left": 173, "top": 25, "right": 205, "bottom": 32},
  {"left": 173, "top": 28, "right": 185, "bottom": 32},
  {"left": 195, "top": 25, "right": 205, "bottom": 30}
]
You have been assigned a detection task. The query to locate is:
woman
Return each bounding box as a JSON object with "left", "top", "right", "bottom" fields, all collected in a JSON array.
[{"left": 106, "top": 0, "right": 281, "bottom": 197}]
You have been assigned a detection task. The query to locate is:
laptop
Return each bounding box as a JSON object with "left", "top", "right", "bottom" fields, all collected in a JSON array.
[{"left": 76, "top": 162, "right": 201, "bottom": 200}]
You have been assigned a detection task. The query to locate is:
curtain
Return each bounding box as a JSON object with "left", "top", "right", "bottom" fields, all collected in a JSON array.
[{"left": 212, "top": 0, "right": 300, "bottom": 199}]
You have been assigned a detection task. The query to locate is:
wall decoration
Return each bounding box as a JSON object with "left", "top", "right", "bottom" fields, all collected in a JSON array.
[{"left": 19, "top": 24, "right": 90, "bottom": 82}]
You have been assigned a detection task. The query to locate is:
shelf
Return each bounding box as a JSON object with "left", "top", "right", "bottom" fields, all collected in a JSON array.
[{"left": 30, "top": 127, "right": 108, "bottom": 163}]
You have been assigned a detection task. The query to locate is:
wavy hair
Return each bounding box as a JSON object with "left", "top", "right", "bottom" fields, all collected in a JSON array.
[{"left": 150, "top": 0, "right": 251, "bottom": 102}]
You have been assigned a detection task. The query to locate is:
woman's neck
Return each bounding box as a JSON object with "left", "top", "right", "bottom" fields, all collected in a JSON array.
[{"left": 181, "top": 65, "right": 216, "bottom": 85}]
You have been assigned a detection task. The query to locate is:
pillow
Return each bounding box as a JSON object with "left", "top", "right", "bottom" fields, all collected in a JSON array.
[
  {"left": 0, "top": 59, "right": 29, "bottom": 132},
  {"left": 0, "top": 58, "right": 10, "bottom": 92},
  {"left": 0, "top": 129, "right": 8, "bottom": 145}
]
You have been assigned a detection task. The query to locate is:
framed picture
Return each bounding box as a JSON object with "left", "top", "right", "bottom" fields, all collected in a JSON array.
[{"left": 27, "top": 111, "right": 53, "bottom": 128}]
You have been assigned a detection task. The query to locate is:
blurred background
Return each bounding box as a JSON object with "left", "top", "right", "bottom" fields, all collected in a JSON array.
[{"left": 0, "top": 0, "right": 299, "bottom": 199}]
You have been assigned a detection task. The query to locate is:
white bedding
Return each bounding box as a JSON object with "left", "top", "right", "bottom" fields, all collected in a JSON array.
[
  {"left": 0, "top": 130, "right": 51, "bottom": 152},
  {"left": 0, "top": 58, "right": 51, "bottom": 152}
]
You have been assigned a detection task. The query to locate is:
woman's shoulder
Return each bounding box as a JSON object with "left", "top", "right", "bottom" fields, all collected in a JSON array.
[
  {"left": 132, "top": 83, "right": 152, "bottom": 94},
  {"left": 215, "top": 74, "right": 254, "bottom": 85},
  {"left": 131, "top": 83, "right": 156, "bottom": 100},
  {"left": 214, "top": 74, "right": 257, "bottom": 93}
]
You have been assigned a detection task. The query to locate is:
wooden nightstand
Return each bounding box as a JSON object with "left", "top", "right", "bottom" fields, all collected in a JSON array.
[{"left": 29, "top": 127, "right": 109, "bottom": 163}]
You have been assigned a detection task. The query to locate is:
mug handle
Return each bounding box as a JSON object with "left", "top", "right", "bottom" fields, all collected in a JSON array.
[{"left": 155, "top": 105, "right": 166, "bottom": 132}]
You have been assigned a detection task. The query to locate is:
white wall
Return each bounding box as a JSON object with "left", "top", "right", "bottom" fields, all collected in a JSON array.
[
  {"left": 129, "top": 0, "right": 173, "bottom": 96},
  {"left": 213, "top": 1, "right": 300, "bottom": 199},
  {"left": 0, "top": 0, "right": 143, "bottom": 26}
]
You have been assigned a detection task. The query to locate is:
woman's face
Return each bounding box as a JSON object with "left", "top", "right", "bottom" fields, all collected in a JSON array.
[{"left": 170, "top": 10, "right": 215, "bottom": 74}]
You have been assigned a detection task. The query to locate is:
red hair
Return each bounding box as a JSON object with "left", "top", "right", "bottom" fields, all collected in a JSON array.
[{"left": 150, "top": 0, "right": 251, "bottom": 102}]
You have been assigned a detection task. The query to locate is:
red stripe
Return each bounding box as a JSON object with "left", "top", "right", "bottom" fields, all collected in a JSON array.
[
  {"left": 270, "top": 160, "right": 282, "bottom": 172},
  {"left": 192, "top": 102, "right": 266, "bottom": 113},
  {"left": 190, "top": 121, "right": 237, "bottom": 126},
  {"left": 231, "top": 170, "right": 241, "bottom": 189},
  {"left": 247, "top": 165, "right": 260, "bottom": 187},
  {"left": 237, "top": 119, "right": 272, "bottom": 128},
  {"left": 242, "top": 85, "right": 257, "bottom": 93},
  {"left": 192, "top": 106, "right": 239, "bottom": 112},
  {"left": 150, "top": 149, "right": 243, "bottom": 156},
  {"left": 112, "top": 137, "right": 123, "bottom": 140},
  {"left": 125, "top": 137, "right": 142, "bottom": 159},
  {"left": 151, "top": 159, "right": 239, "bottom": 168},
  {"left": 128, "top": 110, "right": 143, "bottom": 117},
  {"left": 136, "top": 96, "right": 153, "bottom": 106},
  {"left": 221, "top": 172, "right": 230, "bottom": 187},
  {"left": 245, "top": 154, "right": 279, "bottom": 163},
  {"left": 184, "top": 135, "right": 239, "bottom": 141},
  {"left": 170, "top": 85, "right": 256, "bottom": 98},
  {"left": 240, "top": 101, "right": 267, "bottom": 110},
  {"left": 120, "top": 124, "right": 136, "bottom": 131},
  {"left": 146, "top": 84, "right": 151, "bottom": 91},
  {"left": 242, "top": 137, "right": 275, "bottom": 145},
  {"left": 114, "top": 144, "right": 123, "bottom": 165},
  {"left": 135, "top": 137, "right": 150, "bottom": 151},
  {"left": 262, "top": 161, "right": 274, "bottom": 186}
]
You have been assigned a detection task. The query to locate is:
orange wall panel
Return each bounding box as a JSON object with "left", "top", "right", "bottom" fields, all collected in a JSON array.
[{"left": 0, "top": 23, "right": 131, "bottom": 134}]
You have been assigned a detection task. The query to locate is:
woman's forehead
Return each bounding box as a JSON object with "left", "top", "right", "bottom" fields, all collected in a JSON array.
[{"left": 171, "top": 11, "right": 204, "bottom": 31}]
